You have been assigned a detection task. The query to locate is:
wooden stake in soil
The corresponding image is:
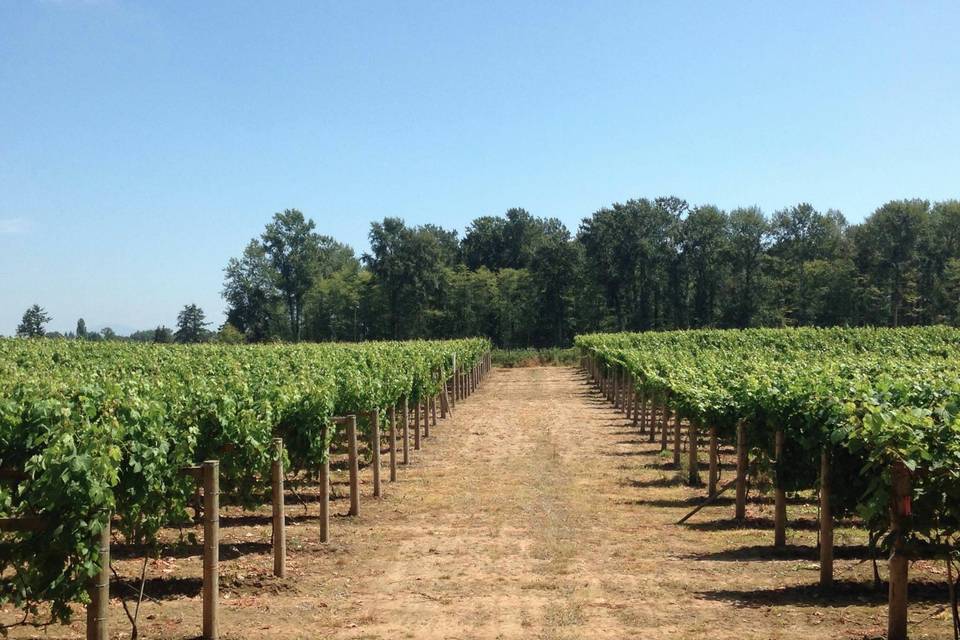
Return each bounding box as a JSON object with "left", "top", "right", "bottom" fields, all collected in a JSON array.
[
  {"left": 402, "top": 396, "right": 410, "bottom": 465},
  {"left": 202, "top": 460, "right": 219, "bottom": 640},
  {"left": 347, "top": 415, "right": 360, "bottom": 516},
  {"left": 708, "top": 426, "right": 719, "bottom": 498},
  {"left": 440, "top": 384, "right": 450, "bottom": 419},
  {"left": 648, "top": 401, "right": 657, "bottom": 442},
  {"left": 888, "top": 460, "right": 911, "bottom": 640},
  {"left": 271, "top": 438, "right": 286, "bottom": 577},
  {"left": 422, "top": 400, "right": 430, "bottom": 438},
  {"left": 774, "top": 429, "right": 786, "bottom": 548},
  {"left": 430, "top": 396, "right": 437, "bottom": 427},
  {"left": 615, "top": 368, "right": 622, "bottom": 410},
  {"left": 451, "top": 355, "right": 458, "bottom": 403},
  {"left": 673, "top": 411, "right": 682, "bottom": 467},
  {"left": 819, "top": 447, "right": 834, "bottom": 590},
  {"left": 688, "top": 419, "right": 700, "bottom": 485},
  {"left": 319, "top": 431, "right": 330, "bottom": 543},
  {"left": 661, "top": 404, "right": 670, "bottom": 452},
  {"left": 414, "top": 402, "right": 422, "bottom": 450},
  {"left": 86, "top": 515, "right": 110, "bottom": 640},
  {"left": 735, "top": 422, "right": 748, "bottom": 521},
  {"left": 370, "top": 411, "right": 382, "bottom": 498},
  {"left": 388, "top": 405, "right": 397, "bottom": 482}
]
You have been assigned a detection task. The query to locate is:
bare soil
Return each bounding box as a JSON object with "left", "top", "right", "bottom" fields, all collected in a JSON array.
[{"left": 3, "top": 367, "right": 954, "bottom": 639}]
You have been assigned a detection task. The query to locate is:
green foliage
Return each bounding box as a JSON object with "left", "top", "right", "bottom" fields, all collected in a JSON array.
[
  {"left": 215, "top": 323, "right": 245, "bottom": 344},
  {"left": 221, "top": 198, "right": 960, "bottom": 348},
  {"left": 0, "top": 337, "right": 490, "bottom": 624},
  {"left": 577, "top": 327, "right": 960, "bottom": 564},
  {"left": 490, "top": 348, "right": 577, "bottom": 368},
  {"left": 174, "top": 304, "right": 210, "bottom": 343},
  {"left": 16, "top": 305, "right": 52, "bottom": 338}
]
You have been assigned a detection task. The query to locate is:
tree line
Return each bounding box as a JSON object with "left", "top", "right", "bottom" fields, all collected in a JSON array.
[
  {"left": 221, "top": 197, "right": 960, "bottom": 347},
  {"left": 13, "top": 303, "right": 241, "bottom": 344}
]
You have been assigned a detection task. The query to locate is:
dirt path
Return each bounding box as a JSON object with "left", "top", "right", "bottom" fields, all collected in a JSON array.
[{"left": 9, "top": 367, "right": 951, "bottom": 639}]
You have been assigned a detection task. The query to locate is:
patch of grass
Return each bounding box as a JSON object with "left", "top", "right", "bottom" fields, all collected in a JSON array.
[{"left": 491, "top": 348, "right": 578, "bottom": 368}]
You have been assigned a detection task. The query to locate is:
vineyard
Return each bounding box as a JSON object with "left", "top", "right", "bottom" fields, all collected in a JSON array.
[
  {"left": 2, "top": 329, "right": 960, "bottom": 639},
  {"left": 0, "top": 338, "right": 491, "bottom": 638},
  {"left": 577, "top": 327, "right": 960, "bottom": 640}
]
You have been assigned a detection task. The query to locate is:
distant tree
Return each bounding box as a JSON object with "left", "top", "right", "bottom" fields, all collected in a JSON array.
[
  {"left": 462, "top": 216, "right": 508, "bottom": 270},
  {"left": 101, "top": 327, "right": 117, "bottom": 341},
  {"left": 261, "top": 209, "right": 321, "bottom": 341},
  {"left": 723, "top": 207, "right": 770, "bottom": 327},
  {"left": 770, "top": 203, "right": 847, "bottom": 325},
  {"left": 174, "top": 305, "right": 210, "bottom": 343},
  {"left": 223, "top": 240, "right": 282, "bottom": 342},
  {"left": 683, "top": 205, "right": 729, "bottom": 327},
  {"left": 852, "top": 200, "right": 928, "bottom": 327},
  {"left": 529, "top": 230, "right": 580, "bottom": 346},
  {"left": 364, "top": 218, "right": 446, "bottom": 339},
  {"left": 216, "top": 323, "right": 245, "bottom": 344},
  {"left": 153, "top": 325, "right": 174, "bottom": 343},
  {"left": 419, "top": 224, "right": 461, "bottom": 267},
  {"left": 17, "top": 305, "right": 52, "bottom": 338},
  {"left": 76, "top": 318, "right": 88, "bottom": 339}
]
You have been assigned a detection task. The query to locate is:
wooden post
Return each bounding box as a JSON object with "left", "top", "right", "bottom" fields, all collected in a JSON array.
[
  {"left": 430, "top": 396, "right": 437, "bottom": 427},
  {"left": 319, "top": 433, "right": 330, "bottom": 543},
  {"left": 451, "top": 355, "right": 458, "bottom": 403},
  {"left": 774, "top": 429, "right": 786, "bottom": 548},
  {"left": 661, "top": 404, "right": 669, "bottom": 452},
  {"left": 688, "top": 419, "right": 699, "bottom": 485},
  {"left": 708, "top": 426, "right": 719, "bottom": 498},
  {"left": 370, "top": 411, "right": 382, "bottom": 498},
  {"left": 347, "top": 415, "right": 360, "bottom": 516},
  {"left": 819, "top": 447, "right": 833, "bottom": 590},
  {"left": 414, "top": 401, "right": 422, "bottom": 450},
  {"left": 271, "top": 438, "right": 286, "bottom": 577},
  {"left": 440, "top": 384, "right": 449, "bottom": 418},
  {"left": 202, "top": 460, "right": 219, "bottom": 640},
  {"left": 673, "top": 411, "right": 682, "bottom": 467},
  {"left": 86, "top": 515, "right": 110, "bottom": 640},
  {"left": 735, "top": 422, "right": 747, "bottom": 521},
  {"left": 632, "top": 387, "right": 640, "bottom": 428},
  {"left": 402, "top": 396, "right": 410, "bottom": 465},
  {"left": 648, "top": 401, "right": 657, "bottom": 442},
  {"left": 388, "top": 405, "right": 397, "bottom": 482},
  {"left": 888, "top": 460, "right": 911, "bottom": 640},
  {"left": 613, "top": 367, "right": 620, "bottom": 409},
  {"left": 637, "top": 391, "right": 645, "bottom": 432},
  {"left": 422, "top": 400, "right": 430, "bottom": 438}
]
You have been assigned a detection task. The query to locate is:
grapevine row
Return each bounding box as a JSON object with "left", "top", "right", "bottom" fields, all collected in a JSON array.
[
  {"left": 576, "top": 327, "right": 960, "bottom": 640},
  {"left": 0, "top": 338, "right": 490, "bottom": 636}
]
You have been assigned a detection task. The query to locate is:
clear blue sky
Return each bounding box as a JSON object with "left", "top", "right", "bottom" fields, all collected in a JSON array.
[{"left": 2, "top": 1, "right": 958, "bottom": 335}]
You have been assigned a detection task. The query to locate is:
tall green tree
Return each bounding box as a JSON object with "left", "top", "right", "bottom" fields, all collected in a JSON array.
[
  {"left": 683, "top": 205, "right": 728, "bottom": 327},
  {"left": 260, "top": 209, "right": 321, "bottom": 341},
  {"left": 75, "top": 318, "right": 88, "bottom": 339},
  {"left": 529, "top": 231, "right": 580, "bottom": 345},
  {"left": 770, "top": 203, "right": 847, "bottom": 325},
  {"left": 174, "top": 304, "right": 210, "bottom": 343},
  {"left": 17, "top": 305, "right": 51, "bottom": 338},
  {"left": 853, "top": 199, "right": 928, "bottom": 326},
  {"left": 364, "top": 218, "right": 446, "bottom": 339},
  {"left": 723, "top": 207, "right": 769, "bottom": 327},
  {"left": 223, "top": 240, "right": 282, "bottom": 342}
]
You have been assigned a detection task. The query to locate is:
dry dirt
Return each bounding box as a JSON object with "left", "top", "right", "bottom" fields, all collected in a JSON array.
[{"left": 3, "top": 367, "right": 954, "bottom": 639}]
